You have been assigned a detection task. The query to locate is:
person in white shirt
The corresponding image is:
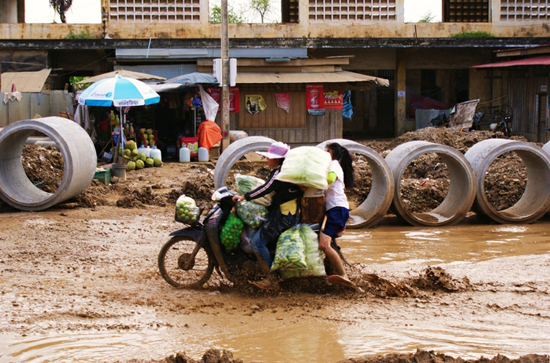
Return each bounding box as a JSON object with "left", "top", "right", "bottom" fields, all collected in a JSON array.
[{"left": 321, "top": 143, "right": 356, "bottom": 288}]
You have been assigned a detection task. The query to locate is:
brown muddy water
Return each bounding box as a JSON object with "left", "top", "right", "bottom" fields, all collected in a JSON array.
[{"left": 1, "top": 216, "right": 550, "bottom": 363}]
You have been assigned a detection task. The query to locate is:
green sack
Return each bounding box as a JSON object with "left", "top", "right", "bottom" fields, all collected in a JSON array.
[
  {"left": 271, "top": 226, "right": 307, "bottom": 271},
  {"left": 235, "top": 200, "right": 269, "bottom": 229},
  {"left": 220, "top": 209, "right": 244, "bottom": 251},
  {"left": 275, "top": 146, "right": 332, "bottom": 190},
  {"left": 299, "top": 224, "right": 326, "bottom": 277},
  {"left": 280, "top": 224, "right": 326, "bottom": 278},
  {"left": 175, "top": 195, "right": 200, "bottom": 225},
  {"left": 235, "top": 173, "right": 272, "bottom": 207}
]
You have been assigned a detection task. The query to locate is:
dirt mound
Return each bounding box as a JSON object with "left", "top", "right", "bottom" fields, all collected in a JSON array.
[
  {"left": 337, "top": 349, "right": 549, "bottom": 363},
  {"left": 409, "top": 266, "right": 472, "bottom": 292},
  {"left": 21, "top": 144, "right": 64, "bottom": 193},
  {"left": 386, "top": 127, "right": 528, "bottom": 154},
  {"left": 0, "top": 130, "right": 535, "bottom": 215}
]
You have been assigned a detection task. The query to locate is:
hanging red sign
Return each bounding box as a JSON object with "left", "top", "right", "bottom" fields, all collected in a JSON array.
[
  {"left": 324, "top": 90, "right": 343, "bottom": 109},
  {"left": 306, "top": 83, "right": 325, "bottom": 116},
  {"left": 207, "top": 87, "right": 240, "bottom": 113}
]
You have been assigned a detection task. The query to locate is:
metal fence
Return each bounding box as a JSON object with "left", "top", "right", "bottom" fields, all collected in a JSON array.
[{"left": 0, "top": 91, "right": 74, "bottom": 127}]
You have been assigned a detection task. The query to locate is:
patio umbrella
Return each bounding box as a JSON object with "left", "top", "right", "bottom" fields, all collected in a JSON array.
[
  {"left": 165, "top": 72, "right": 218, "bottom": 86},
  {"left": 76, "top": 69, "right": 166, "bottom": 85},
  {"left": 78, "top": 75, "right": 160, "bottom": 162}
]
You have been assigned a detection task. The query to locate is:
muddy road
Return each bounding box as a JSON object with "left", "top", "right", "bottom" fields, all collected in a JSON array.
[
  {"left": 0, "top": 205, "right": 549, "bottom": 362},
  {"left": 0, "top": 128, "right": 549, "bottom": 362}
]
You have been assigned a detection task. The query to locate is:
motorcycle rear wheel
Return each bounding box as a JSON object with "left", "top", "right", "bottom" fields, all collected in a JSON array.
[{"left": 158, "top": 236, "right": 214, "bottom": 288}]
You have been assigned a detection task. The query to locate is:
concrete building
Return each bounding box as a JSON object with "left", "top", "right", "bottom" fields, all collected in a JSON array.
[{"left": 1, "top": 0, "right": 549, "bottom": 143}]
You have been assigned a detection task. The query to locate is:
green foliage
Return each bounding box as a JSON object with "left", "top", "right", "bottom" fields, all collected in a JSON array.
[
  {"left": 69, "top": 76, "right": 88, "bottom": 90},
  {"left": 418, "top": 11, "right": 435, "bottom": 23},
  {"left": 451, "top": 31, "right": 495, "bottom": 38},
  {"left": 251, "top": 0, "right": 272, "bottom": 23},
  {"left": 209, "top": 5, "right": 245, "bottom": 24},
  {"left": 64, "top": 27, "right": 92, "bottom": 39}
]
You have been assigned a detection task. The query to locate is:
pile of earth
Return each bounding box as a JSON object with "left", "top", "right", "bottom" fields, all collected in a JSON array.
[
  {"left": 0, "top": 128, "right": 531, "bottom": 215},
  {"left": 124, "top": 348, "right": 548, "bottom": 363}
]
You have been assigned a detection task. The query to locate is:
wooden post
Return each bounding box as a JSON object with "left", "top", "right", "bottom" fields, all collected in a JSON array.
[{"left": 221, "top": 0, "right": 230, "bottom": 151}]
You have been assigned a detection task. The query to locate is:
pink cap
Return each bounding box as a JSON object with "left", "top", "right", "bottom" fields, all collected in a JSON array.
[{"left": 256, "top": 141, "right": 290, "bottom": 159}]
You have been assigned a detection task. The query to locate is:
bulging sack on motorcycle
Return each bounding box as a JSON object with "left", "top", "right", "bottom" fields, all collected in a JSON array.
[
  {"left": 235, "top": 200, "right": 268, "bottom": 229},
  {"left": 175, "top": 195, "right": 200, "bottom": 225},
  {"left": 280, "top": 224, "right": 326, "bottom": 278},
  {"left": 220, "top": 208, "right": 244, "bottom": 251},
  {"left": 271, "top": 226, "right": 307, "bottom": 271},
  {"left": 275, "top": 147, "right": 332, "bottom": 190},
  {"left": 234, "top": 174, "right": 272, "bottom": 207}
]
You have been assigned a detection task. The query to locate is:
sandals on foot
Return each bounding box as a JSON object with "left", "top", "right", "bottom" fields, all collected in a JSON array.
[{"left": 251, "top": 278, "right": 279, "bottom": 291}]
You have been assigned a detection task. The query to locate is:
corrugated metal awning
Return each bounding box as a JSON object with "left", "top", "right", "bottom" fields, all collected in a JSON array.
[
  {"left": 472, "top": 56, "right": 550, "bottom": 68},
  {"left": 236, "top": 71, "right": 390, "bottom": 86},
  {"left": 1, "top": 69, "right": 51, "bottom": 93}
]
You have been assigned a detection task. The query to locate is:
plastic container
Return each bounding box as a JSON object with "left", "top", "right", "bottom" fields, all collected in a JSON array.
[
  {"left": 137, "top": 145, "right": 147, "bottom": 156},
  {"left": 150, "top": 146, "right": 162, "bottom": 161},
  {"left": 198, "top": 147, "right": 209, "bottom": 162},
  {"left": 179, "top": 137, "right": 199, "bottom": 157},
  {"left": 145, "top": 146, "right": 151, "bottom": 158},
  {"left": 111, "top": 163, "right": 127, "bottom": 180},
  {"left": 179, "top": 145, "right": 190, "bottom": 162}
]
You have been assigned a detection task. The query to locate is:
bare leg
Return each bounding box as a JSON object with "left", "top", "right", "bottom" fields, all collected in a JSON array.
[{"left": 319, "top": 232, "right": 347, "bottom": 279}]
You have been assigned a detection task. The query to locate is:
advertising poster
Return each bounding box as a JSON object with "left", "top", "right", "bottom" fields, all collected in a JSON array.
[
  {"left": 306, "top": 83, "right": 325, "bottom": 116},
  {"left": 324, "top": 90, "right": 343, "bottom": 109},
  {"left": 206, "top": 87, "right": 240, "bottom": 113},
  {"left": 245, "top": 94, "right": 266, "bottom": 115},
  {"left": 275, "top": 93, "right": 290, "bottom": 113}
]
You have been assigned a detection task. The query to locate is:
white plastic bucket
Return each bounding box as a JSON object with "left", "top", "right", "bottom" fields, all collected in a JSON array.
[{"left": 179, "top": 146, "right": 190, "bottom": 162}]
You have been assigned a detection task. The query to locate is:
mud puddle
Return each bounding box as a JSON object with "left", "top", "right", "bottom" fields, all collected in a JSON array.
[{"left": 1, "top": 211, "right": 549, "bottom": 363}]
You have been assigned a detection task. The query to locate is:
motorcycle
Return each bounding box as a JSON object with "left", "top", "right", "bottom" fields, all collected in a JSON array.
[{"left": 158, "top": 189, "right": 348, "bottom": 289}]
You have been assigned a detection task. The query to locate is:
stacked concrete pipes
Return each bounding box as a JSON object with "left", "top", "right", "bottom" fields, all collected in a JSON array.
[{"left": 215, "top": 137, "right": 550, "bottom": 228}]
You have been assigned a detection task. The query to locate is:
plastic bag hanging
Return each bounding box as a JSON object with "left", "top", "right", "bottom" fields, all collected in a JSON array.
[{"left": 198, "top": 85, "right": 219, "bottom": 121}]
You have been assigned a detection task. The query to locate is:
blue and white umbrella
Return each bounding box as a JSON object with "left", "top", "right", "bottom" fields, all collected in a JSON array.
[
  {"left": 78, "top": 75, "right": 160, "bottom": 162},
  {"left": 78, "top": 75, "right": 160, "bottom": 107}
]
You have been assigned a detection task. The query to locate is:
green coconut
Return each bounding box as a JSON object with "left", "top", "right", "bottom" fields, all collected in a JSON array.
[
  {"left": 131, "top": 148, "right": 139, "bottom": 157},
  {"left": 123, "top": 149, "right": 131, "bottom": 157},
  {"left": 126, "top": 161, "right": 136, "bottom": 171},
  {"left": 145, "top": 157, "right": 154, "bottom": 167},
  {"left": 146, "top": 129, "right": 153, "bottom": 135},
  {"left": 136, "top": 159, "right": 145, "bottom": 169},
  {"left": 138, "top": 152, "right": 147, "bottom": 161},
  {"left": 126, "top": 140, "right": 136, "bottom": 151},
  {"left": 153, "top": 157, "right": 162, "bottom": 167}
]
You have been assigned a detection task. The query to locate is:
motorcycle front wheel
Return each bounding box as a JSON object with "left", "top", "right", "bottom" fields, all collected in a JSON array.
[{"left": 158, "top": 236, "right": 214, "bottom": 288}]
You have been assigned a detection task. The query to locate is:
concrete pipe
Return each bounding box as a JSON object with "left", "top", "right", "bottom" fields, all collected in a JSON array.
[
  {"left": 543, "top": 140, "right": 550, "bottom": 157},
  {"left": 214, "top": 136, "right": 275, "bottom": 189},
  {"left": 385, "top": 141, "right": 476, "bottom": 227},
  {"left": 464, "top": 139, "right": 550, "bottom": 224},
  {"left": 0, "top": 117, "right": 97, "bottom": 211},
  {"left": 317, "top": 139, "right": 394, "bottom": 228}
]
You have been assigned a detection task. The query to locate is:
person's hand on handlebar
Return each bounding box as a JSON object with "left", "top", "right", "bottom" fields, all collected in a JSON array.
[{"left": 232, "top": 195, "right": 245, "bottom": 203}]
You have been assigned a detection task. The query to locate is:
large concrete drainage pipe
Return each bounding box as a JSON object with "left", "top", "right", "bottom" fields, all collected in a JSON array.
[
  {"left": 0, "top": 117, "right": 97, "bottom": 211},
  {"left": 317, "top": 139, "right": 394, "bottom": 228},
  {"left": 385, "top": 141, "right": 476, "bottom": 227},
  {"left": 214, "top": 136, "right": 275, "bottom": 189},
  {"left": 464, "top": 139, "right": 550, "bottom": 224}
]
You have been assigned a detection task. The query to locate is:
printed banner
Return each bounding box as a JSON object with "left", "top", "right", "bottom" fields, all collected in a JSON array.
[
  {"left": 206, "top": 87, "right": 240, "bottom": 113},
  {"left": 324, "top": 90, "right": 343, "bottom": 109},
  {"left": 306, "top": 83, "right": 325, "bottom": 116},
  {"left": 245, "top": 94, "right": 266, "bottom": 115},
  {"left": 275, "top": 93, "right": 290, "bottom": 113}
]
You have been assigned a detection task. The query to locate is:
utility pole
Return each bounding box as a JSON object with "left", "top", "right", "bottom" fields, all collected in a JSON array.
[{"left": 221, "top": 0, "right": 230, "bottom": 150}]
